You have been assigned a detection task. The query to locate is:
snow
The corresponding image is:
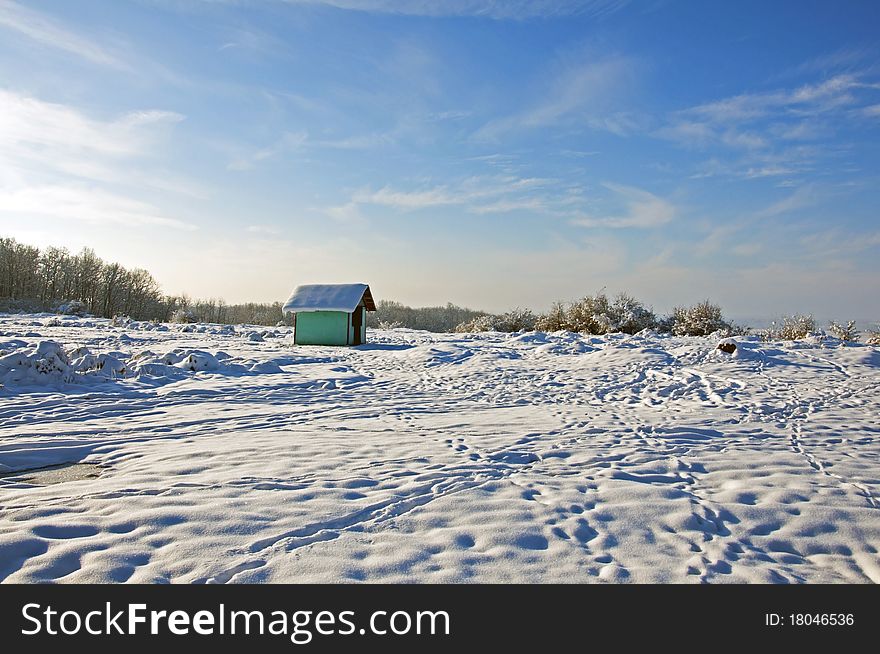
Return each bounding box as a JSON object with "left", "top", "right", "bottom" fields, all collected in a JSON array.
[
  {"left": 0, "top": 314, "right": 878, "bottom": 583},
  {"left": 282, "top": 283, "right": 370, "bottom": 314}
]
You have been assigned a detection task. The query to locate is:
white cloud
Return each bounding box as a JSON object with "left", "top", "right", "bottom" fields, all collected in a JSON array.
[
  {"left": 354, "top": 185, "right": 460, "bottom": 209},
  {"left": 572, "top": 183, "right": 675, "bottom": 229},
  {"left": 791, "top": 46, "right": 875, "bottom": 76},
  {"left": 657, "top": 71, "right": 880, "bottom": 181},
  {"left": 323, "top": 201, "right": 366, "bottom": 224},
  {"left": 742, "top": 166, "right": 799, "bottom": 179},
  {"left": 281, "top": 0, "right": 630, "bottom": 20},
  {"left": 0, "top": 89, "right": 195, "bottom": 230},
  {"left": 311, "top": 132, "right": 396, "bottom": 150},
  {"left": 0, "top": 185, "right": 196, "bottom": 230},
  {"left": 0, "top": 0, "right": 127, "bottom": 69},
  {"left": 754, "top": 186, "right": 817, "bottom": 218},
  {"left": 473, "top": 54, "right": 639, "bottom": 140},
  {"left": 226, "top": 131, "right": 308, "bottom": 171},
  {"left": 347, "top": 175, "right": 559, "bottom": 215},
  {"left": 658, "top": 73, "right": 878, "bottom": 152},
  {"left": 469, "top": 197, "right": 552, "bottom": 214},
  {"left": 0, "top": 90, "right": 184, "bottom": 170},
  {"left": 679, "top": 74, "right": 867, "bottom": 126}
]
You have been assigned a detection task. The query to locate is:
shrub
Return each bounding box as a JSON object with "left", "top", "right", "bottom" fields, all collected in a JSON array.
[
  {"left": 610, "top": 292, "right": 658, "bottom": 334},
  {"left": 828, "top": 320, "right": 857, "bottom": 342},
  {"left": 535, "top": 292, "right": 656, "bottom": 335},
  {"left": 535, "top": 302, "right": 571, "bottom": 332},
  {"left": 666, "top": 300, "right": 732, "bottom": 336},
  {"left": 567, "top": 293, "right": 611, "bottom": 334},
  {"left": 454, "top": 315, "right": 495, "bottom": 333},
  {"left": 493, "top": 308, "right": 538, "bottom": 332},
  {"left": 765, "top": 314, "right": 815, "bottom": 341}
]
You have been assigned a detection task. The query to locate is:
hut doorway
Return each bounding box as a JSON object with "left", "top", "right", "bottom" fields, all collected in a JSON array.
[{"left": 352, "top": 306, "right": 363, "bottom": 345}]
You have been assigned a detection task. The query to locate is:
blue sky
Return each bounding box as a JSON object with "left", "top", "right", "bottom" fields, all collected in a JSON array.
[{"left": 1, "top": 0, "right": 879, "bottom": 319}]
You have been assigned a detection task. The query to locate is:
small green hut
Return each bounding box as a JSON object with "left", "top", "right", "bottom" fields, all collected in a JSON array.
[{"left": 282, "top": 283, "right": 376, "bottom": 346}]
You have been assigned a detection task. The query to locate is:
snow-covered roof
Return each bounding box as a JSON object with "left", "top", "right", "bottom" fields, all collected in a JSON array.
[{"left": 282, "top": 283, "right": 376, "bottom": 314}]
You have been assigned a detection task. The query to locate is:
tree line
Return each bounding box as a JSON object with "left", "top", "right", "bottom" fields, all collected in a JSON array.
[
  {"left": 6, "top": 235, "right": 868, "bottom": 341},
  {"left": 0, "top": 237, "right": 284, "bottom": 325}
]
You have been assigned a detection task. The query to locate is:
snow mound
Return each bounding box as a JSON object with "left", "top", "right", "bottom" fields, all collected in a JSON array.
[
  {"left": 248, "top": 360, "right": 283, "bottom": 374},
  {"left": 522, "top": 331, "right": 598, "bottom": 356},
  {"left": 0, "top": 341, "right": 252, "bottom": 388},
  {"left": 0, "top": 341, "right": 77, "bottom": 384},
  {"left": 0, "top": 341, "right": 132, "bottom": 385},
  {"left": 110, "top": 316, "right": 170, "bottom": 332},
  {"left": 140, "top": 349, "right": 224, "bottom": 372}
]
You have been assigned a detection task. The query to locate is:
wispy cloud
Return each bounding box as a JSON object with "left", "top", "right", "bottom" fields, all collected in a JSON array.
[
  {"left": 226, "top": 131, "right": 308, "bottom": 171},
  {"left": 281, "top": 0, "right": 630, "bottom": 20},
  {"left": 0, "top": 184, "right": 196, "bottom": 230},
  {"left": 354, "top": 185, "right": 461, "bottom": 209},
  {"left": 0, "top": 89, "right": 195, "bottom": 230},
  {"left": 0, "top": 89, "right": 185, "bottom": 184},
  {"left": 798, "top": 227, "right": 880, "bottom": 259},
  {"left": 474, "top": 54, "right": 640, "bottom": 141},
  {"left": 680, "top": 74, "right": 870, "bottom": 126},
  {"left": 312, "top": 132, "right": 397, "bottom": 150},
  {"left": 790, "top": 45, "right": 876, "bottom": 77},
  {"left": 216, "top": 25, "right": 292, "bottom": 57},
  {"left": 334, "top": 175, "right": 677, "bottom": 230},
  {"left": 0, "top": 0, "right": 127, "bottom": 69},
  {"left": 346, "top": 175, "right": 560, "bottom": 216},
  {"left": 322, "top": 201, "right": 366, "bottom": 225},
  {"left": 754, "top": 186, "right": 817, "bottom": 218},
  {"left": 571, "top": 183, "right": 675, "bottom": 229},
  {"left": 659, "top": 73, "right": 878, "bottom": 149},
  {"left": 657, "top": 70, "right": 880, "bottom": 182}
]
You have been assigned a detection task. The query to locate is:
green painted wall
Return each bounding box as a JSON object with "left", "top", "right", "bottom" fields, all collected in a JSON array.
[{"left": 294, "top": 311, "right": 350, "bottom": 345}]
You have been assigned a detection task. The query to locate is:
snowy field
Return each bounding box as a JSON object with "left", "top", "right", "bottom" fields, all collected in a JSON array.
[{"left": 1, "top": 314, "right": 878, "bottom": 584}]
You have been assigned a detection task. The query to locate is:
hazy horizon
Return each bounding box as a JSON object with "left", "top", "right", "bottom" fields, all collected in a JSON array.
[{"left": 1, "top": 1, "right": 879, "bottom": 319}]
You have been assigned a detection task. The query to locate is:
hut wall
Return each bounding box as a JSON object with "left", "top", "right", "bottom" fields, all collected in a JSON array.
[{"left": 294, "top": 311, "right": 350, "bottom": 345}]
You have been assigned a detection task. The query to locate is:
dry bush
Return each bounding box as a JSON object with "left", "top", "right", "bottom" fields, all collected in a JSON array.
[
  {"left": 493, "top": 308, "right": 538, "bottom": 332},
  {"left": 828, "top": 320, "right": 857, "bottom": 342},
  {"left": 535, "top": 302, "right": 573, "bottom": 332},
  {"left": 864, "top": 326, "right": 880, "bottom": 346},
  {"left": 536, "top": 292, "right": 656, "bottom": 335},
  {"left": 611, "top": 292, "right": 658, "bottom": 334},
  {"left": 454, "top": 315, "right": 495, "bottom": 333},
  {"left": 666, "top": 300, "right": 734, "bottom": 336},
  {"left": 765, "top": 314, "right": 816, "bottom": 341},
  {"left": 567, "top": 293, "right": 612, "bottom": 334}
]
